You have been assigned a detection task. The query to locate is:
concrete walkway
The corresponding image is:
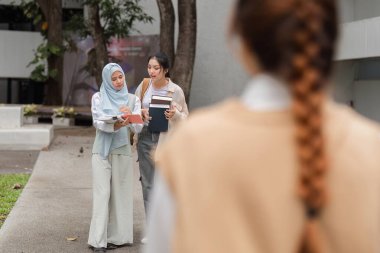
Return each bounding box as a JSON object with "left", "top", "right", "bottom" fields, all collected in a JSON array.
[
  {"left": 0, "top": 150, "right": 38, "bottom": 174},
  {"left": 0, "top": 127, "right": 146, "bottom": 253}
]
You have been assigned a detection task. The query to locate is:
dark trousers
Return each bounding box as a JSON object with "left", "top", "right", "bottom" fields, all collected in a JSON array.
[{"left": 137, "top": 126, "right": 159, "bottom": 217}]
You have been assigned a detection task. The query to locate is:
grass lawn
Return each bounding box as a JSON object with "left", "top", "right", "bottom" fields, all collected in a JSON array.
[{"left": 0, "top": 174, "right": 30, "bottom": 228}]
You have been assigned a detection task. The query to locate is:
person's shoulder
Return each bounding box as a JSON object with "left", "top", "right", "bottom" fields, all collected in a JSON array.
[
  {"left": 168, "top": 98, "right": 241, "bottom": 139},
  {"left": 167, "top": 79, "right": 184, "bottom": 91},
  {"left": 189, "top": 98, "right": 241, "bottom": 124},
  {"left": 327, "top": 101, "right": 380, "bottom": 145},
  {"left": 328, "top": 102, "right": 380, "bottom": 132}
]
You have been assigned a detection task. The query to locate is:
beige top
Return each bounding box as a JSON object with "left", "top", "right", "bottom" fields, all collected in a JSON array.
[
  {"left": 134, "top": 78, "right": 189, "bottom": 127},
  {"left": 155, "top": 98, "right": 380, "bottom": 253},
  {"left": 135, "top": 78, "right": 189, "bottom": 146}
]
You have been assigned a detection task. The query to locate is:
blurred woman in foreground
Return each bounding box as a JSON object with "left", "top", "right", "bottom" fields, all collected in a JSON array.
[{"left": 146, "top": 0, "right": 380, "bottom": 252}]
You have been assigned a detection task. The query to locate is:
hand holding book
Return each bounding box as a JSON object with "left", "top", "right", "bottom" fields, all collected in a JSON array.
[
  {"left": 114, "top": 118, "right": 129, "bottom": 131},
  {"left": 141, "top": 108, "right": 151, "bottom": 123},
  {"left": 164, "top": 105, "right": 176, "bottom": 119},
  {"left": 119, "top": 105, "right": 144, "bottom": 124},
  {"left": 98, "top": 113, "right": 143, "bottom": 124},
  {"left": 121, "top": 113, "right": 144, "bottom": 124},
  {"left": 148, "top": 95, "right": 173, "bottom": 132}
]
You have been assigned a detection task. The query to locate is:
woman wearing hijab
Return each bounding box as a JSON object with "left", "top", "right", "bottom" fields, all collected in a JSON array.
[{"left": 88, "top": 63, "right": 143, "bottom": 252}]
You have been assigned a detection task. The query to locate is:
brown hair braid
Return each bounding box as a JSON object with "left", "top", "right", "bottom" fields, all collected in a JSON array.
[
  {"left": 290, "top": 2, "right": 332, "bottom": 252},
  {"left": 232, "top": 0, "right": 338, "bottom": 252}
]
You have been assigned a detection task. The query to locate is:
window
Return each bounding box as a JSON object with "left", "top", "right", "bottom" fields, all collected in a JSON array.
[{"left": 0, "top": 5, "right": 37, "bottom": 31}]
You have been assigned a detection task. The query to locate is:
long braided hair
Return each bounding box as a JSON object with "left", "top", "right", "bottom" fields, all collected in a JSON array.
[{"left": 232, "top": 0, "right": 338, "bottom": 252}]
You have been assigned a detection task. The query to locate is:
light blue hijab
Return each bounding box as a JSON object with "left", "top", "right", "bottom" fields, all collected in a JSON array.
[
  {"left": 99, "top": 63, "right": 129, "bottom": 116},
  {"left": 97, "top": 63, "right": 130, "bottom": 159}
]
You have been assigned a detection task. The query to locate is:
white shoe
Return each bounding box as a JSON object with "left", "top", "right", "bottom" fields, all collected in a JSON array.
[{"left": 141, "top": 237, "right": 148, "bottom": 244}]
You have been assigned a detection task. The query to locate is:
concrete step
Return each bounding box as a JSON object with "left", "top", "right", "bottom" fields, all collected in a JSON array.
[
  {"left": 0, "top": 124, "right": 54, "bottom": 150},
  {"left": 0, "top": 105, "right": 23, "bottom": 128}
]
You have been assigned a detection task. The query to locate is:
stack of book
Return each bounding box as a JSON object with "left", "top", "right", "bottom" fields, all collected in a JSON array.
[{"left": 148, "top": 95, "right": 173, "bottom": 132}]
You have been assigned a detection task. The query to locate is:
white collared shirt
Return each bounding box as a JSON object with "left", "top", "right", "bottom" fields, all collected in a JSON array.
[{"left": 145, "top": 74, "right": 292, "bottom": 253}]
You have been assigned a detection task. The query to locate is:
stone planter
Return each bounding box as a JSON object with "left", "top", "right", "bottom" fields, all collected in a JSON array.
[
  {"left": 52, "top": 117, "right": 74, "bottom": 126},
  {"left": 23, "top": 115, "right": 39, "bottom": 124}
]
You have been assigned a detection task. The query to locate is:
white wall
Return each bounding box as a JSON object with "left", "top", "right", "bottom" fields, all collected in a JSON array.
[
  {"left": 0, "top": 30, "right": 44, "bottom": 78},
  {"left": 336, "top": 17, "right": 380, "bottom": 60},
  {"left": 131, "top": 0, "right": 161, "bottom": 36}
]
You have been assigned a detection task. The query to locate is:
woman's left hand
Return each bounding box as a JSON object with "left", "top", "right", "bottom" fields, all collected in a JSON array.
[{"left": 164, "top": 106, "right": 176, "bottom": 120}]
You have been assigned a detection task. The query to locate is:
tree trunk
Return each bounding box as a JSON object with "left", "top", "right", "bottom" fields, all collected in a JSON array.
[
  {"left": 87, "top": 4, "right": 109, "bottom": 88},
  {"left": 171, "top": 0, "right": 196, "bottom": 104},
  {"left": 36, "top": 0, "right": 63, "bottom": 105},
  {"left": 156, "top": 0, "right": 175, "bottom": 65}
]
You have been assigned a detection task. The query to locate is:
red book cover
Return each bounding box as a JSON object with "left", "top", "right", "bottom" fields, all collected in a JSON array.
[{"left": 122, "top": 114, "right": 144, "bottom": 124}]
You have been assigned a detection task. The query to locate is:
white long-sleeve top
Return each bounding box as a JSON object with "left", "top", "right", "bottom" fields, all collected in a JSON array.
[
  {"left": 145, "top": 74, "right": 293, "bottom": 253},
  {"left": 91, "top": 92, "right": 143, "bottom": 134}
]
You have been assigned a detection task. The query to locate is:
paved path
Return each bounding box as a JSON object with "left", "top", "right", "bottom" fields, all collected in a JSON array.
[
  {"left": 0, "top": 150, "right": 39, "bottom": 174},
  {"left": 0, "top": 127, "right": 146, "bottom": 253}
]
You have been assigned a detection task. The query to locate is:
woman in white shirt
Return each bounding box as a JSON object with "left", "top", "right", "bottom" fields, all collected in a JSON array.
[
  {"left": 88, "top": 63, "right": 143, "bottom": 252},
  {"left": 134, "top": 52, "right": 188, "bottom": 243}
]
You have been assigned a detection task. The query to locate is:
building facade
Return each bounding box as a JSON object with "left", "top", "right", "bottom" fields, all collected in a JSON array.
[
  {"left": 0, "top": 0, "right": 83, "bottom": 104},
  {"left": 1, "top": 0, "right": 380, "bottom": 122},
  {"left": 334, "top": 0, "right": 380, "bottom": 122}
]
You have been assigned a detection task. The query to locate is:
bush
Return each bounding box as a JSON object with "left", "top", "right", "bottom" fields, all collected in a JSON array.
[
  {"left": 23, "top": 104, "right": 38, "bottom": 116},
  {"left": 52, "top": 107, "right": 76, "bottom": 118}
]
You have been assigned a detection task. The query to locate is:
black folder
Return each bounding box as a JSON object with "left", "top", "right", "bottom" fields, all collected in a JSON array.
[{"left": 148, "top": 104, "right": 170, "bottom": 132}]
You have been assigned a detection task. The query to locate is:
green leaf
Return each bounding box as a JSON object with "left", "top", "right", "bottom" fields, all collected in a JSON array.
[
  {"left": 33, "top": 14, "right": 42, "bottom": 25},
  {"left": 48, "top": 45, "right": 62, "bottom": 56},
  {"left": 49, "top": 69, "right": 58, "bottom": 78}
]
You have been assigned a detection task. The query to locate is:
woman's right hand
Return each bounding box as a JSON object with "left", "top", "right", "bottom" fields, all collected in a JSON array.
[
  {"left": 141, "top": 108, "right": 151, "bottom": 123},
  {"left": 114, "top": 119, "right": 129, "bottom": 131}
]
